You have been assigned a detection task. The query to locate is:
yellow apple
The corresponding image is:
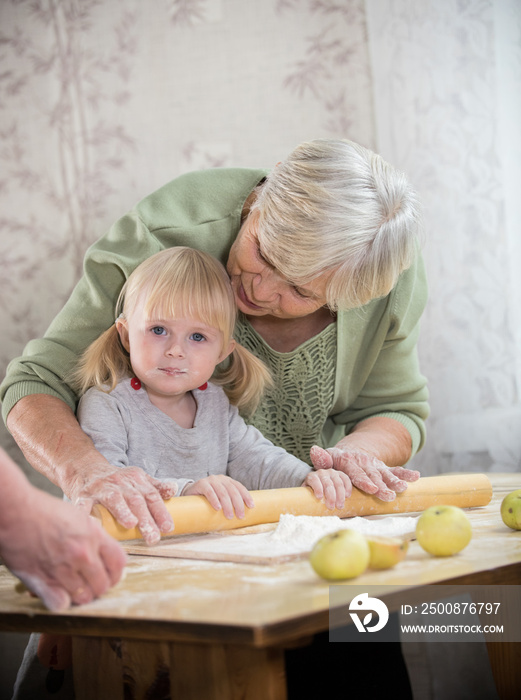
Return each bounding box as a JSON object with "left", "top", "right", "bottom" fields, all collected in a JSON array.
[
  {"left": 500, "top": 489, "right": 521, "bottom": 530},
  {"left": 367, "top": 535, "right": 409, "bottom": 569},
  {"left": 309, "top": 529, "right": 370, "bottom": 580},
  {"left": 416, "top": 505, "right": 472, "bottom": 556}
]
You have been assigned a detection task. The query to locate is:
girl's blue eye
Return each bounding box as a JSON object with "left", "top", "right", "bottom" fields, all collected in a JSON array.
[
  {"left": 152, "top": 326, "right": 166, "bottom": 335},
  {"left": 191, "top": 332, "right": 205, "bottom": 342}
]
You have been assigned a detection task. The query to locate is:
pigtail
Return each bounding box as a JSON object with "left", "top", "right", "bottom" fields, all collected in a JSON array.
[
  {"left": 213, "top": 342, "right": 272, "bottom": 415},
  {"left": 71, "top": 323, "right": 132, "bottom": 396}
]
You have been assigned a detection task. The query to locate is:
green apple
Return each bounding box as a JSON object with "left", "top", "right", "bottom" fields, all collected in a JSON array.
[
  {"left": 416, "top": 505, "right": 472, "bottom": 557},
  {"left": 500, "top": 489, "right": 521, "bottom": 530},
  {"left": 309, "top": 529, "right": 370, "bottom": 580},
  {"left": 367, "top": 535, "right": 409, "bottom": 570}
]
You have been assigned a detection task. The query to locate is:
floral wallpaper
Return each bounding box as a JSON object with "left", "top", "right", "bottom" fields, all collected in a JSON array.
[
  {"left": 0, "top": 0, "right": 520, "bottom": 489},
  {"left": 0, "top": 0, "right": 373, "bottom": 487}
]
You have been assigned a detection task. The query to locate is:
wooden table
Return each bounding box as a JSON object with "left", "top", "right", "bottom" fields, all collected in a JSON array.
[{"left": 1, "top": 473, "right": 520, "bottom": 699}]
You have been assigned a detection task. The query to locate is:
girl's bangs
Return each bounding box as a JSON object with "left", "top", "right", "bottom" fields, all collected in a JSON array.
[{"left": 141, "top": 274, "right": 235, "bottom": 338}]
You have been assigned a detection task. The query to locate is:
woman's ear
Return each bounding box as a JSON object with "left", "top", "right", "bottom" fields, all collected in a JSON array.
[
  {"left": 219, "top": 339, "right": 236, "bottom": 363},
  {"left": 115, "top": 317, "right": 130, "bottom": 352}
]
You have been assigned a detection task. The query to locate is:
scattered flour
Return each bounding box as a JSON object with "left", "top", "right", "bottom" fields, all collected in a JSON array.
[
  {"left": 269, "top": 513, "right": 418, "bottom": 552},
  {"left": 154, "top": 513, "right": 419, "bottom": 560}
]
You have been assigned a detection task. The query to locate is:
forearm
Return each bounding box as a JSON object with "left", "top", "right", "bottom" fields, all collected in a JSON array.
[
  {"left": 6, "top": 394, "right": 112, "bottom": 496},
  {"left": 0, "top": 449, "right": 33, "bottom": 535},
  {"left": 338, "top": 416, "right": 412, "bottom": 467},
  {"left": 6, "top": 393, "right": 177, "bottom": 543}
]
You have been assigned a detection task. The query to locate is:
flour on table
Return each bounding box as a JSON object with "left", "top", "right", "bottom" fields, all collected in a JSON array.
[
  {"left": 161, "top": 514, "right": 418, "bottom": 559},
  {"left": 271, "top": 513, "right": 418, "bottom": 551}
]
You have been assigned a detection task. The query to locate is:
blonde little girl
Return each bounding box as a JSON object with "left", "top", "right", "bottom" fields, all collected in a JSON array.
[
  {"left": 74, "top": 246, "right": 350, "bottom": 521},
  {"left": 23, "top": 247, "right": 350, "bottom": 694}
]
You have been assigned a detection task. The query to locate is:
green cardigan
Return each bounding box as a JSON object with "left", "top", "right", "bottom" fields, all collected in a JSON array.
[{"left": 1, "top": 168, "right": 429, "bottom": 458}]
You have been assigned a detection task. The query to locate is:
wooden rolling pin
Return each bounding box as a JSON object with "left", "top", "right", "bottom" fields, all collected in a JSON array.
[{"left": 92, "top": 473, "right": 492, "bottom": 541}]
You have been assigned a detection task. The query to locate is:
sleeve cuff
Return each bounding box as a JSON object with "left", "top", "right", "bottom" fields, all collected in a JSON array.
[
  {"left": 1, "top": 382, "right": 76, "bottom": 427},
  {"left": 178, "top": 479, "right": 196, "bottom": 495}
]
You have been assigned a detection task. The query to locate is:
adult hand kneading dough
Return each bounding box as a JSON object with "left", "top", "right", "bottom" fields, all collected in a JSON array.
[{"left": 0, "top": 447, "right": 126, "bottom": 610}]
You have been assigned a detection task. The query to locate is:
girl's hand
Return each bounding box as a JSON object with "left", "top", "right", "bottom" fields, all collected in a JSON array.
[
  {"left": 302, "top": 469, "right": 352, "bottom": 510},
  {"left": 309, "top": 445, "right": 420, "bottom": 502},
  {"left": 183, "top": 475, "right": 255, "bottom": 519}
]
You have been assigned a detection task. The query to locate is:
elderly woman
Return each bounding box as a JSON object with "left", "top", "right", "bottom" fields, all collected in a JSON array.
[{"left": 1, "top": 139, "right": 428, "bottom": 545}]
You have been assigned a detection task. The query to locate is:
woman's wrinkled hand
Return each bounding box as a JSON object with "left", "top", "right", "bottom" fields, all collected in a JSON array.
[
  {"left": 3, "top": 488, "right": 127, "bottom": 612},
  {"left": 309, "top": 445, "right": 420, "bottom": 502},
  {"left": 182, "top": 475, "right": 255, "bottom": 520},
  {"left": 302, "top": 468, "right": 352, "bottom": 510},
  {"left": 70, "top": 464, "right": 178, "bottom": 546}
]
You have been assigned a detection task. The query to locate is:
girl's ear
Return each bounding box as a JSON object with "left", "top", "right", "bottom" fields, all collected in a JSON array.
[
  {"left": 116, "top": 317, "right": 130, "bottom": 352},
  {"left": 219, "top": 339, "right": 236, "bottom": 363}
]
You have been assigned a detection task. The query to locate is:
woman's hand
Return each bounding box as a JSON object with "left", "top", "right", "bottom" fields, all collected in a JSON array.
[
  {"left": 70, "top": 464, "right": 178, "bottom": 546},
  {"left": 182, "top": 475, "right": 255, "bottom": 519},
  {"left": 0, "top": 455, "right": 127, "bottom": 611},
  {"left": 309, "top": 417, "right": 421, "bottom": 502},
  {"left": 7, "top": 395, "right": 178, "bottom": 546},
  {"left": 310, "top": 445, "right": 420, "bottom": 502},
  {"left": 302, "top": 469, "right": 352, "bottom": 510}
]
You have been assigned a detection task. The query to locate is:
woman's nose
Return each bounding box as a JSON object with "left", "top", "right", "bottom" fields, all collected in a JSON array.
[{"left": 252, "top": 267, "right": 283, "bottom": 302}]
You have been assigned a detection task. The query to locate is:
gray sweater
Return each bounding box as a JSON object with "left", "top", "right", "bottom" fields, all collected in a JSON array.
[{"left": 77, "top": 379, "right": 312, "bottom": 494}]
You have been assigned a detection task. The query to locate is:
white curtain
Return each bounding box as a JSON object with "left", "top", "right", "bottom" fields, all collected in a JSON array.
[
  {"left": 1, "top": 0, "right": 520, "bottom": 483},
  {"left": 366, "top": 0, "right": 521, "bottom": 476}
]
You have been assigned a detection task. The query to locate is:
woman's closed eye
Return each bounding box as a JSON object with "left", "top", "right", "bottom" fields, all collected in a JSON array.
[
  {"left": 257, "top": 241, "right": 316, "bottom": 300},
  {"left": 255, "top": 236, "right": 320, "bottom": 302},
  {"left": 256, "top": 243, "right": 274, "bottom": 268},
  {"left": 292, "top": 285, "right": 315, "bottom": 300}
]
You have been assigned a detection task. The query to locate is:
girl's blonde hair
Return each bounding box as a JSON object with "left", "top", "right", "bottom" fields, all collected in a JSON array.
[{"left": 73, "top": 247, "right": 271, "bottom": 414}]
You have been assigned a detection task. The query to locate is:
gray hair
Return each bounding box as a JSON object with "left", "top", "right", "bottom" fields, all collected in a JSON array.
[{"left": 253, "top": 139, "right": 423, "bottom": 310}]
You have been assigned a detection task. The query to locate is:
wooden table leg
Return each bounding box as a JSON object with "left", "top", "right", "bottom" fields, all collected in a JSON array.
[
  {"left": 72, "top": 636, "right": 287, "bottom": 700},
  {"left": 72, "top": 637, "right": 124, "bottom": 700},
  {"left": 486, "top": 642, "right": 521, "bottom": 700},
  {"left": 123, "top": 638, "right": 172, "bottom": 699},
  {"left": 169, "top": 641, "right": 287, "bottom": 700}
]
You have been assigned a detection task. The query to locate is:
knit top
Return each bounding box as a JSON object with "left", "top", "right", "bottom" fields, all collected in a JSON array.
[{"left": 235, "top": 316, "right": 337, "bottom": 464}]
